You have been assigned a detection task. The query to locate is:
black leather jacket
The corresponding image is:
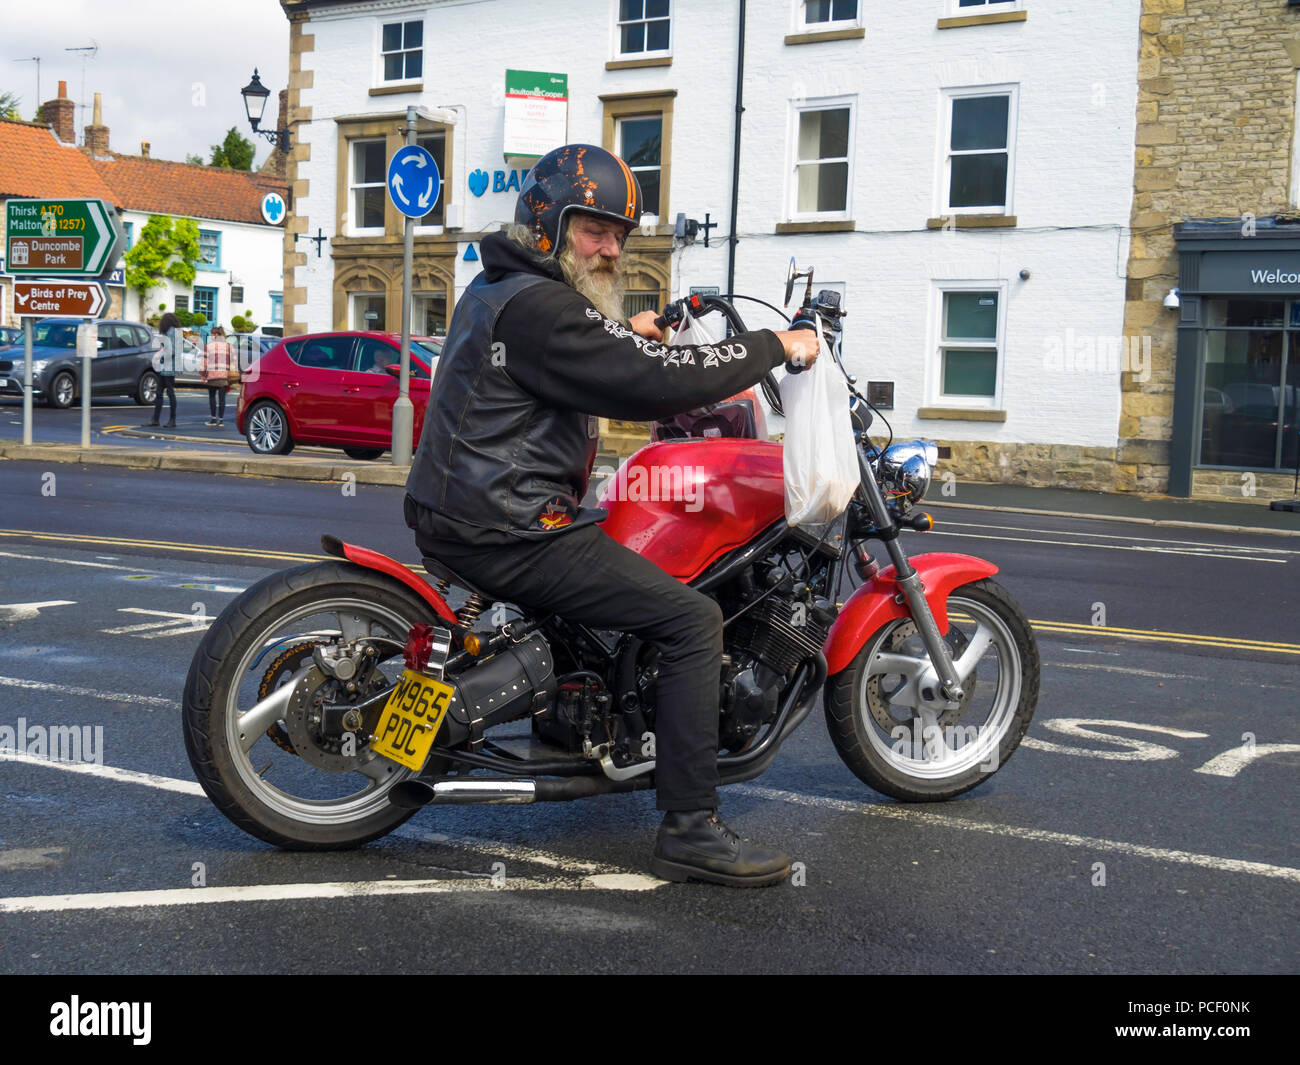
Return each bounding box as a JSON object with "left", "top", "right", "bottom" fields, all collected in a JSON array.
[{"left": 405, "top": 232, "right": 785, "bottom": 544}]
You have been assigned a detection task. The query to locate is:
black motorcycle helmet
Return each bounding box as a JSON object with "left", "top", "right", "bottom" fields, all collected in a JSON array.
[{"left": 515, "top": 143, "right": 643, "bottom": 254}]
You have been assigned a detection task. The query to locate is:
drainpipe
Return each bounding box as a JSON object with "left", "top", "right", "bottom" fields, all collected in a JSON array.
[{"left": 727, "top": 0, "right": 746, "bottom": 298}]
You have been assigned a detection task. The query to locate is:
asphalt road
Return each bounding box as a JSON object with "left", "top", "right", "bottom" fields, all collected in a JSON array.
[
  {"left": 0, "top": 461, "right": 1296, "bottom": 974},
  {"left": 0, "top": 390, "right": 248, "bottom": 452}
]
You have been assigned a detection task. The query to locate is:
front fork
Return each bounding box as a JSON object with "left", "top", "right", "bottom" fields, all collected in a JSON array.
[{"left": 856, "top": 449, "right": 965, "bottom": 702}]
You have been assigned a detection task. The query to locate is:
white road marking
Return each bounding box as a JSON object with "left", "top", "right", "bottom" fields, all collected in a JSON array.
[
  {"left": 736, "top": 785, "right": 1300, "bottom": 883},
  {"left": 937, "top": 519, "right": 1300, "bottom": 555},
  {"left": 3, "top": 756, "right": 664, "bottom": 899},
  {"left": 1193, "top": 744, "right": 1300, "bottom": 778},
  {"left": 0, "top": 550, "right": 146, "bottom": 571},
  {"left": 0, "top": 674, "right": 175, "bottom": 710},
  {"left": 924, "top": 527, "right": 1287, "bottom": 563},
  {"left": 1046, "top": 661, "right": 1197, "bottom": 680},
  {"left": 100, "top": 608, "right": 213, "bottom": 639},
  {"left": 1021, "top": 719, "right": 1209, "bottom": 761},
  {"left": 396, "top": 826, "right": 617, "bottom": 875},
  {"left": 0, "top": 749, "right": 202, "bottom": 794},
  {"left": 0, "top": 846, "right": 67, "bottom": 871},
  {"left": 0, "top": 600, "right": 76, "bottom": 621},
  {"left": 0, "top": 873, "right": 667, "bottom": 914}
]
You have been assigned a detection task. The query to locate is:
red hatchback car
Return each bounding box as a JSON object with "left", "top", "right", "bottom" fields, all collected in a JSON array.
[{"left": 236, "top": 331, "right": 441, "bottom": 459}]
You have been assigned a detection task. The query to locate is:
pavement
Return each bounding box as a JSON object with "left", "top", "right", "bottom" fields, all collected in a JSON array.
[{"left": 2, "top": 421, "right": 1299, "bottom": 536}]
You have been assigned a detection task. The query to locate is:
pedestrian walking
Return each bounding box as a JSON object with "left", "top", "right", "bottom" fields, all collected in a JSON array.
[
  {"left": 202, "top": 326, "right": 233, "bottom": 427},
  {"left": 148, "top": 311, "right": 181, "bottom": 428}
]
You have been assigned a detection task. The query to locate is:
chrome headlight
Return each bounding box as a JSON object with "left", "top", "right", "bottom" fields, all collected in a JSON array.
[{"left": 879, "top": 440, "right": 938, "bottom": 509}]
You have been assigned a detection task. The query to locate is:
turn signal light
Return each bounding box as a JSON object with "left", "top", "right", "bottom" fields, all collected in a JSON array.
[{"left": 463, "top": 632, "right": 484, "bottom": 656}]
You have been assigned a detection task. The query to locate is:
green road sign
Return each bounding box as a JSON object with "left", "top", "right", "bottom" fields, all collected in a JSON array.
[{"left": 4, "top": 198, "right": 125, "bottom": 278}]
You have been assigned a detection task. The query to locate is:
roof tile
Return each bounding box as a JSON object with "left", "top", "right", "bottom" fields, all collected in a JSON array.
[{"left": 0, "top": 118, "right": 287, "bottom": 226}]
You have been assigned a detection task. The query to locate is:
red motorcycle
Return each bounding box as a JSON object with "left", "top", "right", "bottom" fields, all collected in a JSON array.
[{"left": 182, "top": 271, "right": 1039, "bottom": 850}]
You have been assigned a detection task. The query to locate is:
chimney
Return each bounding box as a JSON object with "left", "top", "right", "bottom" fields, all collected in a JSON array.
[
  {"left": 43, "top": 80, "right": 75, "bottom": 144},
  {"left": 141, "top": 141, "right": 151, "bottom": 158},
  {"left": 84, "top": 92, "right": 110, "bottom": 154}
]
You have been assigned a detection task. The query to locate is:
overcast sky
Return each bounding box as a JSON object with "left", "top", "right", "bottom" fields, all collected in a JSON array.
[{"left": 4, "top": 0, "right": 290, "bottom": 167}]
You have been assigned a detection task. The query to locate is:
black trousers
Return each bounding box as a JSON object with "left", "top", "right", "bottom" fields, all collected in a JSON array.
[
  {"left": 207, "top": 386, "right": 228, "bottom": 418},
  {"left": 152, "top": 376, "right": 176, "bottom": 421},
  {"left": 408, "top": 510, "right": 723, "bottom": 812}
]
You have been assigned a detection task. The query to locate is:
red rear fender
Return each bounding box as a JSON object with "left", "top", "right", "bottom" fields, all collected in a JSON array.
[
  {"left": 823, "top": 552, "right": 999, "bottom": 676},
  {"left": 320, "top": 534, "right": 458, "bottom": 626}
]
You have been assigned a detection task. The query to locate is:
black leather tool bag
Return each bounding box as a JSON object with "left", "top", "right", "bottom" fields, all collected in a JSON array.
[{"left": 437, "top": 634, "right": 556, "bottom": 750}]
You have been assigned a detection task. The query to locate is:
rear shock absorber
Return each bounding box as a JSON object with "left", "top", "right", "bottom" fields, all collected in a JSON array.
[{"left": 457, "top": 591, "right": 490, "bottom": 627}]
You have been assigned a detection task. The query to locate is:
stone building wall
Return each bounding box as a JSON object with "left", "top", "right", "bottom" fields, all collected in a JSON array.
[{"left": 1119, "top": 0, "right": 1300, "bottom": 497}]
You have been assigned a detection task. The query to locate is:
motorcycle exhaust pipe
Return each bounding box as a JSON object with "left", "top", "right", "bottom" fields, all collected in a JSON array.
[{"left": 389, "top": 779, "right": 536, "bottom": 808}]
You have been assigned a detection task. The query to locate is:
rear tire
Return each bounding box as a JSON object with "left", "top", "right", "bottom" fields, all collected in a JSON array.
[
  {"left": 824, "top": 578, "right": 1039, "bottom": 802},
  {"left": 343, "top": 447, "right": 384, "bottom": 461},
  {"left": 182, "top": 561, "right": 436, "bottom": 849}
]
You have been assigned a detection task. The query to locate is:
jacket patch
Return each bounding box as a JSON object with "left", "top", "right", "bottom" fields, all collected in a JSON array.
[{"left": 537, "top": 496, "right": 574, "bottom": 530}]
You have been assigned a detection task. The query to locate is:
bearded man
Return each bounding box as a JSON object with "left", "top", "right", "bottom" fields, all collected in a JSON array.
[{"left": 404, "top": 143, "right": 818, "bottom": 887}]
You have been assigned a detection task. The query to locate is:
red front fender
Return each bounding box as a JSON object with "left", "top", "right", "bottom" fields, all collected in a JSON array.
[
  {"left": 321, "top": 534, "right": 459, "bottom": 626},
  {"left": 823, "top": 552, "right": 999, "bottom": 675}
]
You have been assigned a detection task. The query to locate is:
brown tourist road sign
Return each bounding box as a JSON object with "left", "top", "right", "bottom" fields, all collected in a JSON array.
[{"left": 12, "top": 279, "right": 107, "bottom": 319}]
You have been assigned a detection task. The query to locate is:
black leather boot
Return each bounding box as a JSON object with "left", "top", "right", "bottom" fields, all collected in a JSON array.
[{"left": 650, "top": 810, "right": 790, "bottom": 887}]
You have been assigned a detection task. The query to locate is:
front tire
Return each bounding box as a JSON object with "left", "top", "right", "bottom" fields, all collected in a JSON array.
[
  {"left": 246, "top": 400, "right": 294, "bottom": 455},
  {"left": 343, "top": 447, "right": 384, "bottom": 461},
  {"left": 182, "top": 561, "right": 436, "bottom": 849},
  {"left": 824, "top": 578, "right": 1039, "bottom": 801},
  {"left": 49, "top": 371, "right": 76, "bottom": 409}
]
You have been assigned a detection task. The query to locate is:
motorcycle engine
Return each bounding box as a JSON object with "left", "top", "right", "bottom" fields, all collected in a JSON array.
[{"left": 721, "top": 592, "right": 833, "bottom": 751}]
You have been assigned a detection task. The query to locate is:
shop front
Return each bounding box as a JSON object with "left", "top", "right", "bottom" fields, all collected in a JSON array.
[{"left": 1170, "top": 222, "right": 1300, "bottom": 496}]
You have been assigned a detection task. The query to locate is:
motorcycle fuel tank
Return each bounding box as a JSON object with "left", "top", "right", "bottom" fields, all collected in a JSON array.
[{"left": 597, "top": 439, "right": 785, "bottom": 582}]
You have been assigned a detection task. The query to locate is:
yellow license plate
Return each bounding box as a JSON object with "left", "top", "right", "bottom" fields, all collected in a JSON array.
[{"left": 371, "top": 669, "right": 454, "bottom": 771}]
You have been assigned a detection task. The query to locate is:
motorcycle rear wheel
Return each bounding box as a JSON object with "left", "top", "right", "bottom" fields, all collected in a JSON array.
[
  {"left": 182, "top": 561, "right": 438, "bottom": 849},
  {"left": 824, "top": 578, "right": 1039, "bottom": 802}
]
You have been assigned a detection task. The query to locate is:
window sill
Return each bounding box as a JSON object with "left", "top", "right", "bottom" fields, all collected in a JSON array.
[
  {"left": 606, "top": 56, "right": 672, "bottom": 70},
  {"left": 937, "top": 11, "right": 1028, "bottom": 29},
  {"left": 370, "top": 83, "right": 424, "bottom": 96},
  {"left": 775, "top": 220, "right": 855, "bottom": 234},
  {"left": 195, "top": 263, "right": 223, "bottom": 272},
  {"left": 917, "top": 406, "right": 1007, "bottom": 422},
  {"left": 784, "top": 27, "right": 866, "bottom": 45},
  {"left": 927, "top": 215, "right": 1018, "bottom": 229}
]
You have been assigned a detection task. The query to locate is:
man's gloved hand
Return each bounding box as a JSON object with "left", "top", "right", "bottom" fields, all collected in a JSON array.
[{"left": 629, "top": 310, "right": 664, "bottom": 340}]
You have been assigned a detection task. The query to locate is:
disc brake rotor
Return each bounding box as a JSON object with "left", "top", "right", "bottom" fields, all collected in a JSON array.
[
  {"left": 257, "top": 641, "right": 322, "bottom": 755},
  {"left": 865, "top": 622, "right": 977, "bottom": 730}
]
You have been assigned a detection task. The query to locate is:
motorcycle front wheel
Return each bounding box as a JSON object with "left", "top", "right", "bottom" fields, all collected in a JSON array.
[
  {"left": 182, "top": 560, "right": 437, "bottom": 849},
  {"left": 824, "top": 578, "right": 1039, "bottom": 802}
]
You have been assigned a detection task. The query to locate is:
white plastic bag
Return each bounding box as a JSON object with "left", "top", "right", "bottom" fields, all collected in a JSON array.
[
  {"left": 779, "top": 318, "right": 858, "bottom": 526},
  {"left": 668, "top": 302, "right": 721, "bottom": 347}
]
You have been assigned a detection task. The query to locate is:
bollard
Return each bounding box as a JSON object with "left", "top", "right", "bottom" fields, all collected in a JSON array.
[{"left": 77, "top": 320, "right": 95, "bottom": 448}]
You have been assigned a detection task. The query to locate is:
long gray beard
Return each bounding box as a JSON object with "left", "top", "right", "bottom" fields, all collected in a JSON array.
[{"left": 558, "top": 244, "right": 627, "bottom": 324}]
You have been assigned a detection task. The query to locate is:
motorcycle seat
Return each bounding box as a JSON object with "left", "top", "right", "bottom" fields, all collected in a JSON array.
[{"left": 422, "top": 555, "right": 492, "bottom": 599}]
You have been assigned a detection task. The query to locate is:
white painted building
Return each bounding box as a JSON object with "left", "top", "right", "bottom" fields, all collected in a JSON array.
[
  {"left": 282, "top": 0, "right": 1141, "bottom": 466},
  {"left": 114, "top": 210, "right": 286, "bottom": 333}
]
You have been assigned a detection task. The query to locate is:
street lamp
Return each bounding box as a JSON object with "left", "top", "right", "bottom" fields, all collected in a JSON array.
[{"left": 240, "top": 69, "right": 289, "bottom": 152}]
